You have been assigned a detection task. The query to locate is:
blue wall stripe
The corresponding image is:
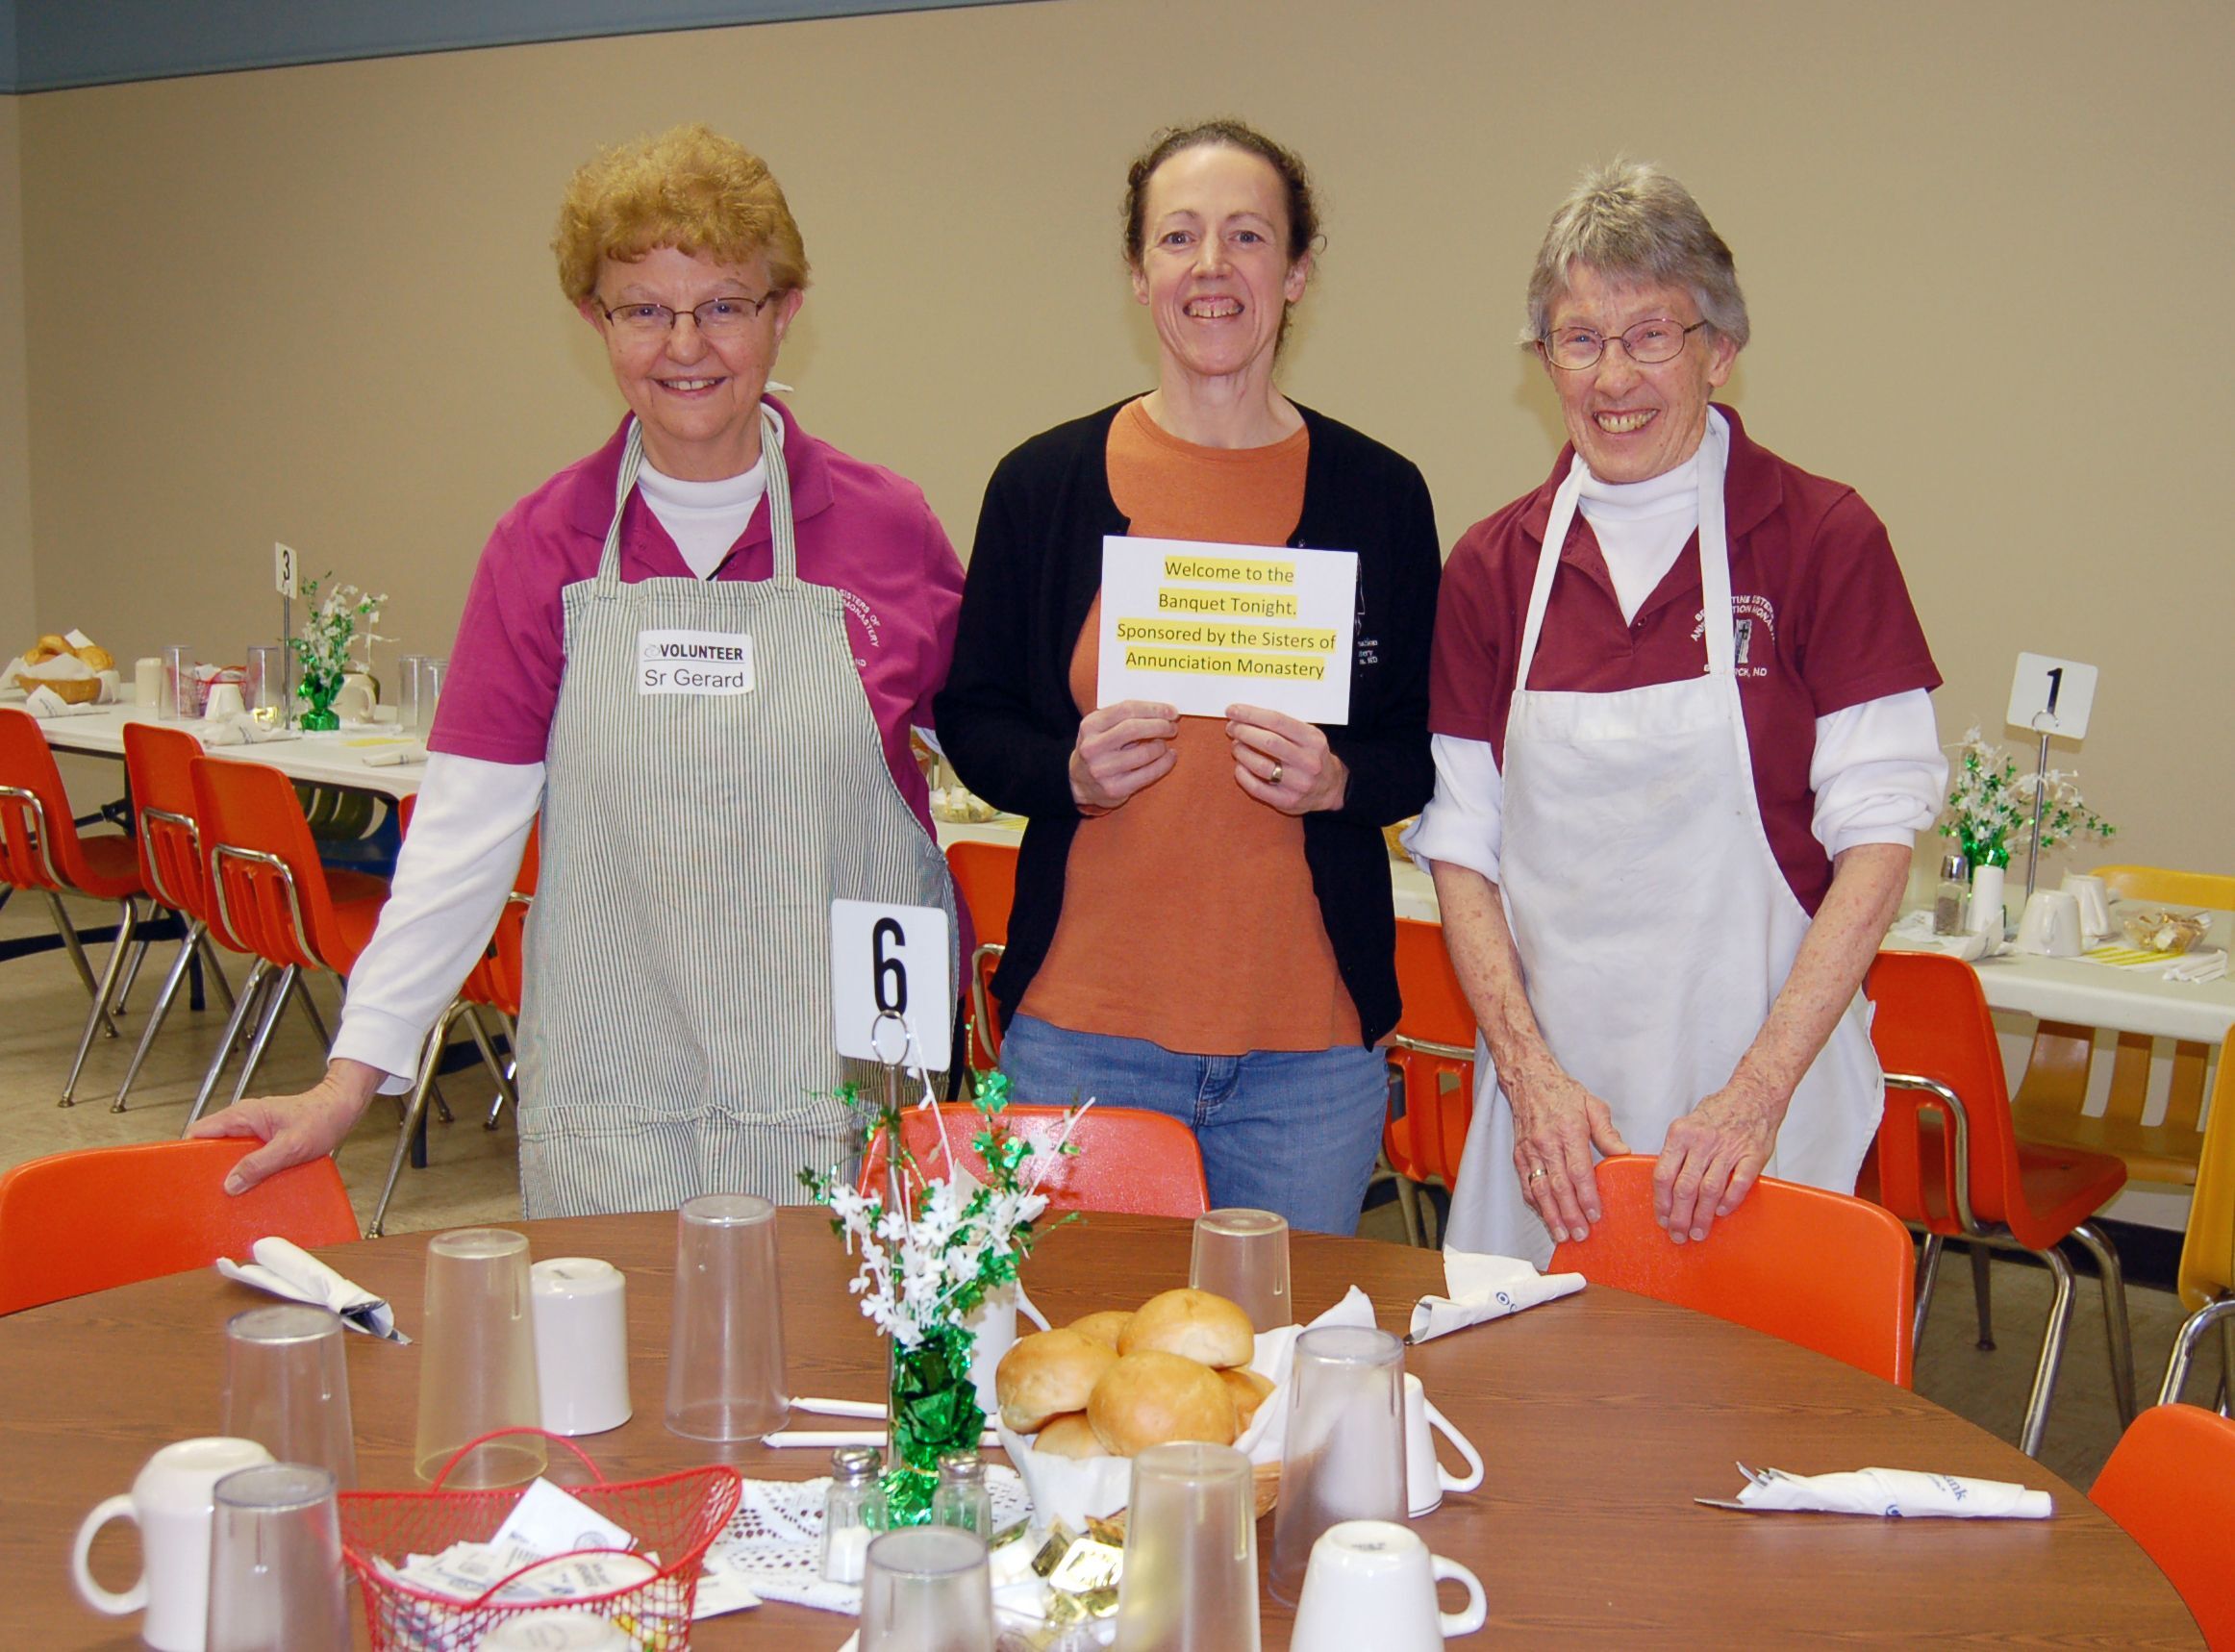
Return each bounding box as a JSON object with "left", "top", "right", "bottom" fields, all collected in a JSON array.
[{"left": 3, "top": 0, "right": 1028, "bottom": 95}]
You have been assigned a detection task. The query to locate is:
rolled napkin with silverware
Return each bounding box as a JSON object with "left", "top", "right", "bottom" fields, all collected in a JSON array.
[
  {"left": 216, "top": 1236, "right": 408, "bottom": 1342},
  {"left": 1407, "top": 1250, "right": 1585, "bottom": 1344},
  {"left": 1699, "top": 1462, "right": 2051, "bottom": 1518}
]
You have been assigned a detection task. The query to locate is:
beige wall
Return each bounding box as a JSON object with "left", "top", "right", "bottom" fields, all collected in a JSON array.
[
  {"left": 0, "top": 95, "right": 31, "bottom": 633},
  {"left": 13, "top": 0, "right": 2233, "bottom": 871}
]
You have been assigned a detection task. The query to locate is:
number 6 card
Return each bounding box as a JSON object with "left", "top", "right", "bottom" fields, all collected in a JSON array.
[{"left": 829, "top": 899, "right": 952, "bottom": 1070}]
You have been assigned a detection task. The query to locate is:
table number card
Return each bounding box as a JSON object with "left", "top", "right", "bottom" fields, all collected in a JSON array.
[
  {"left": 1096, "top": 536, "right": 1357, "bottom": 723},
  {"left": 2006, "top": 652, "right": 2097, "bottom": 738},
  {"left": 829, "top": 898, "right": 951, "bottom": 1071},
  {"left": 273, "top": 541, "right": 298, "bottom": 597}
]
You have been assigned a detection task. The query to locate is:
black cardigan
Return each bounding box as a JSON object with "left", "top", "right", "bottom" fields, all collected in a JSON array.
[{"left": 933, "top": 398, "right": 1442, "bottom": 1046}]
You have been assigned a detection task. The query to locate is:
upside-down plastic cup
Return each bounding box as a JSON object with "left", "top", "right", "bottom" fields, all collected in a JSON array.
[
  {"left": 221, "top": 1305, "right": 358, "bottom": 1489},
  {"left": 1190, "top": 1208, "right": 1293, "bottom": 1331},
  {"left": 202, "top": 1463, "right": 347, "bottom": 1652},
  {"left": 1113, "top": 1440, "right": 1262, "bottom": 1651},
  {"left": 1267, "top": 1324, "right": 1407, "bottom": 1604},
  {"left": 859, "top": 1527, "right": 996, "bottom": 1652},
  {"left": 412, "top": 1228, "right": 545, "bottom": 1487},
  {"left": 665, "top": 1193, "right": 789, "bottom": 1442}
]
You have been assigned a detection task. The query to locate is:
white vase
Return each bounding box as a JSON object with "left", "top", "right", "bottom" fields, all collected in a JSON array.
[{"left": 1966, "top": 864, "right": 2006, "bottom": 938}]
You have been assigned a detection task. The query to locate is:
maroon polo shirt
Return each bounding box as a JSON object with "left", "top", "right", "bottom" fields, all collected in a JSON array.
[{"left": 1428, "top": 405, "right": 1940, "bottom": 914}]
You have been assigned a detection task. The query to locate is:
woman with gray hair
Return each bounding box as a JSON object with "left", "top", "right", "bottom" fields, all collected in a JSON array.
[{"left": 1407, "top": 161, "right": 1946, "bottom": 1263}]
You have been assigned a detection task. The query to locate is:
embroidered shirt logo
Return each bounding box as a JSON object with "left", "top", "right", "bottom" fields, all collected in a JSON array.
[{"left": 1692, "top": 594, "right": 1776, "bottom": 678}]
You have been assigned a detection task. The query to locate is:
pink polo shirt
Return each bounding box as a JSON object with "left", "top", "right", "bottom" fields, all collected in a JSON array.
[
  {"left": 1428, "top": 405, "right": 1940, "bottom": 914},
  {"left": 430, "top": 399, "right": 964, "bottom": 832}
]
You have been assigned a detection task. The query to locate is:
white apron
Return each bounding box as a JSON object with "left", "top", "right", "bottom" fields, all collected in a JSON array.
[
  {"left": 513, "top": 410, "right": 956, "bottom": 1216},
  {"left": 1443, "top": 411, "right": 1881, "bottom": 1264}
]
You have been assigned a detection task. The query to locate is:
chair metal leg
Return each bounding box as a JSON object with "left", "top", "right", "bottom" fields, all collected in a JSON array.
[
  {"left": 1969, "top": 1240, "right": 1996, "bottom": 1351},
  {"left": 42, "top": 889, "right": 119, "bottom": 1036},
  {"left": 2158, "top": 1295, "right": 2235, "bottom": 1407},
  {"left": 484, "top": 1011, "right": 518, "bottom": 1130},
  {"left": 2019, "top": 1243, "right": 2078, "bottom": 1459},
  {"left": 113, "top": 933, "right": 153, "bottom": 1014},
  {"left": 60, "top": 898, "right": 138, "bottom": 1106},
  {"left": 113, "top": 925, "right": 201, "bottom": 1111},
  {"left": 2068, "top": 1219, "right": 2137, "bottom": 1427},
  {"left": 198, "top": 932, "right": 238, "bottom": 1013},
  {"left": 1913, "top": 1232, "right": 1946, "bottom": 1356},
  {"left": 227, "top": 964, "right": 298, "bottom": 1109},
  {"left": 2222, "top": 1316, "right": 2235, "bottom": 1417},
  {"left": 1392, "top": 1171, "right": 1426, "bottom": 1248},
  {"left": 369, "top": 1005, "right": 467, "bottom": 1239},
  {"left": 185, "top": 959, "right": 273, "bottom": 1130},
  {"left": 293, "top": 977, "right": 333, "bottom": 1050},
  {"left": 462, "top": 1004, "right": 519, "bottom": 1121}
]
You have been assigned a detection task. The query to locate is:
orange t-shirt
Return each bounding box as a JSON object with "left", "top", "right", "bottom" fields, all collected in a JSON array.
[{"left": 1018, "top": 398, "right": 1362, "bottom": 1054}]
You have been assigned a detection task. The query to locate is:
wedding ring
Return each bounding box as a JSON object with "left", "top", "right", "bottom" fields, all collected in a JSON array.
[
  {"left": 1269, "top": 761, "right": 1284, "bottom": 785},
  {"left": 1526, "top": 1167, "right": 1548, "bottom": 1183}
]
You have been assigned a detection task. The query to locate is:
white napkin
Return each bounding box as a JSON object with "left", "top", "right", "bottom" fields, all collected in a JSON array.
[
  {"left": 1408, "top": 1250, "right": 1585, "bottom": 1343},
  {"left": 1707, "top": 1463, "right": 2050, "bottom": 1519},
  {"left": 997, "top": 1285, "right": 1378, "bottom": 1525},
  {"left": 2166, "top": 948, "right": 2227, "bottom": 984},
  {"left": 362, "top": 743, "right": 428, "bottom": 767},
  {"left": 1881, "top": 911, "right": 1996, "bottom": 962},
  {"left": 217, "top": 1235, "right": 408, "bottom": 1341},
  {"left": 196, "top": 713, "right": 298, "bottom": 748}
]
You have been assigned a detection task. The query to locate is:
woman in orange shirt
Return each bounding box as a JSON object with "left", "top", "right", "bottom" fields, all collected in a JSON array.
[{"left": 935, "top": 121, "right": 1440, "bottom": 1234}]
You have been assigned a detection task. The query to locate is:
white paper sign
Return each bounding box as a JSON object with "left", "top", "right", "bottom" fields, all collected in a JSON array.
[
  {"left": 2006, "top": 652, "right": 2097, "bottom": 738},
  {"left": 1095, "top": 536, "right": 1357, "bottom": 722},
  {"left": 273, "top": 541, "right": 298, "bottom": 598},
  {"left": 830, "top": 899, "right": 951, "bottom": 1071},
  {"left": 637, "top": 628, "right": 754, "bottom": 696}
]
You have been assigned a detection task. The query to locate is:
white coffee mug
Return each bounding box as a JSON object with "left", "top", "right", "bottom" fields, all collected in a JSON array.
[
  {"left": 202, "top": 681, "right": 246, "bottom": 722},
  {"left": 71, "top": 1436, "right": 274, "bottom": 1652},
  {"left": 335, "top": 672, "right": 377, "bottom": 722},
  {"left": 2061, "top": 873, "right": 2113, "bottom": 940},
  {"left": 965, "top": 1280, "right": 1050, "bottom": 1416},
  {"left": 531, "top": 1257, "right": 633, "bottom": 1436},
  {"left": 2014, "top": 889, "right": 2084, "bottom": 957},
  {"left": 1403, "top": 1373, "right": 1484, "bottom": 1516},
  {"left": 1291, "top": 1519, "right": 1487, "bottom": 1651}
]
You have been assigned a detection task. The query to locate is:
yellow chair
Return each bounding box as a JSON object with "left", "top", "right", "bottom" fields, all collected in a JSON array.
[
  {"left": 2011, "top": 864, "right": 2234, "bottom": 1188},
  {"left": 2160, "top": 1027, "right": 2235, "bottom": 1408}
]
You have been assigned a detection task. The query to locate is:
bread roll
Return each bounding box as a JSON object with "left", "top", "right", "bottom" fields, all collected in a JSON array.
[
  {"left": 22, "top": 644, "right": 57, "bottom": 665},
  {"left": 1067, "top": 1310, "right": 1133, "bottom": 1350},
  {"left": 1032, "top": 1412, "right": 1106, "bottom": 1459},
  {"left": 1118, "top": 1288, "right": 1255, "bottom": 1369},
  {"left": 36, "top": 634, "right": 67, "bottom": 655},
  {"left": 996, "top": 1329, "right": 1118, "bottom": 1434},
  {"left": 1218, "top": 1366, "right": 1275, "bottom": 1430},
  {"left": 1088, "top": 1351, "right": 1237, "bottom": 1456},
  {"left": 72, "top": 643, "right": 114, "bottom": 672}
]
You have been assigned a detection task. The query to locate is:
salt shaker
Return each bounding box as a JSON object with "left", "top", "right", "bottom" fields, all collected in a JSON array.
[
  {"left": 821, "top": 1445, "right": 886, "bottom": 1584},
  {"left": 930, "top": 1449, "right": 992, "bottom": 1538},
  {"left": 1933, "top": 852, "right": 1970, "bottom": 936}
]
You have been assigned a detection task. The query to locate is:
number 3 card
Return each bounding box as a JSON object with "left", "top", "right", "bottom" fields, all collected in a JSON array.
[{"left": 1096, "top": 536, "right": 1357, "bottom": 723}]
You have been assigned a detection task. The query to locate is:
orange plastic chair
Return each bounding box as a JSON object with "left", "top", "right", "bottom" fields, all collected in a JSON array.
[
  {"left": 858, "top": 1102, "right": 1210, "bottom": 1217},
  {"left": 107, "top": 722, "right": 241, "bottom": 1112},
  {"left": 367, "top": 800, "right": 538, "bottom": 1238},
  {"left": 2160, "top": 1028, "right": 2235, "bottom": 1408},
  {"left": 945, "top": 839, "right": 1017, "bottom": 1068},
  {"left": 187, "top": 756, "right": 389, "bottom": 1127},
  {"left": 1381, "top": 918, "right": 1477, "bottom": 1247},
  {"left": 2091, "top": 1404, "right": 2235, "bottom": 1648},
  {"left": 1551, "top": 1154, "right": 1915, "bottom": 1386},
  {"left": 0, "top": 1139, "right": 358, "bottom": 1314},
  {"left": 2011, "top": 863, "right": 2234, "bottom": 1188},
  {"left": 1863, "top": 951, "right": 2136, "bottom": 1455},
  {"left": 0, "top": 707, "right": 151, "bottom": 1105}
]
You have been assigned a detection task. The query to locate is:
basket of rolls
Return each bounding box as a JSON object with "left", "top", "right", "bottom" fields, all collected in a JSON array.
[
  {"left": 993, "top": 1282, "right": 1378, "bottom": 1530},
  {"left": 4, "top": 631, "right": 117, "bottom": 705}
]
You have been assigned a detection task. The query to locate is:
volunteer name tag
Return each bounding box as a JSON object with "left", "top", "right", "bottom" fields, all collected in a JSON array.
[{"left": 638, "top": 628, "right": 754, "bottom": 695}]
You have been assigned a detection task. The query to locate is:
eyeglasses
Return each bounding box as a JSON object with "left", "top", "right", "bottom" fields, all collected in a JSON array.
[
  {"left": 595, "top": 292, "right": 780, "bottom": 339},
  {"left": 1539, "top": 317, "right": 1708, "bottom": 371}
]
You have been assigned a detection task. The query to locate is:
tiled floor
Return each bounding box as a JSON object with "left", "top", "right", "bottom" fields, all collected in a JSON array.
[{"left": 2, "top": 885, "right": 2220, "bottom": 1492}]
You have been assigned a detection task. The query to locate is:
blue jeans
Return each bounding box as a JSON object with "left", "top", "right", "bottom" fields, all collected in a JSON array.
[{"left": 998, "top": 1014, "right": 1390, "bottom": 1236}]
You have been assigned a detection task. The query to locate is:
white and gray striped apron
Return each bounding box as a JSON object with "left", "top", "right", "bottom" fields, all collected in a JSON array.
[{"left": 514, "top": 408, "right": 956, "bottom": 1216}]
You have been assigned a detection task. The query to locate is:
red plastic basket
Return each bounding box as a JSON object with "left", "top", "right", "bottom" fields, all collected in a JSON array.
[{"left": 339, "top": 1430, "right": 742, "bottom": 1651}]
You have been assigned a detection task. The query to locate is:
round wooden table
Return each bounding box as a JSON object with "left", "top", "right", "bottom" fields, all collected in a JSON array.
[{"left": 2, "top": 1209, "right": 2200, "bottom": 1648}]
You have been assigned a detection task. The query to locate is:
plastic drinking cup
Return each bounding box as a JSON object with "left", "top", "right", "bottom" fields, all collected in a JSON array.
[
  {"left": 1190, "top": 1208, "right": 1292, "bottom": 1331},
  {"left": 665, "top": 1193, "right": 789, "bottom": 1441},
  {"left": 1112, "top": 1440, "right": 1261, "bottom": 1652},
  {"left": 413, "top": 1228, "right": 545, "bottom": 1486},
  {"left": 202, "top": 1463, "right": 347, "bottom": 1652},
  {"left": 1268, "top": 1324, "right": 1407, "bottom": 1604},
  {"left": 244, "top": 645, "right": 288, "bottom": 721},
  {"left": 161, "top": 644, "right": 194, "bottom": 719},
  {"left": 859, "top": 1527, "right": 996, "bottom": 1652},
  {"left": 221, "top": 1305, "right": 358, "bottom": 1488}
]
